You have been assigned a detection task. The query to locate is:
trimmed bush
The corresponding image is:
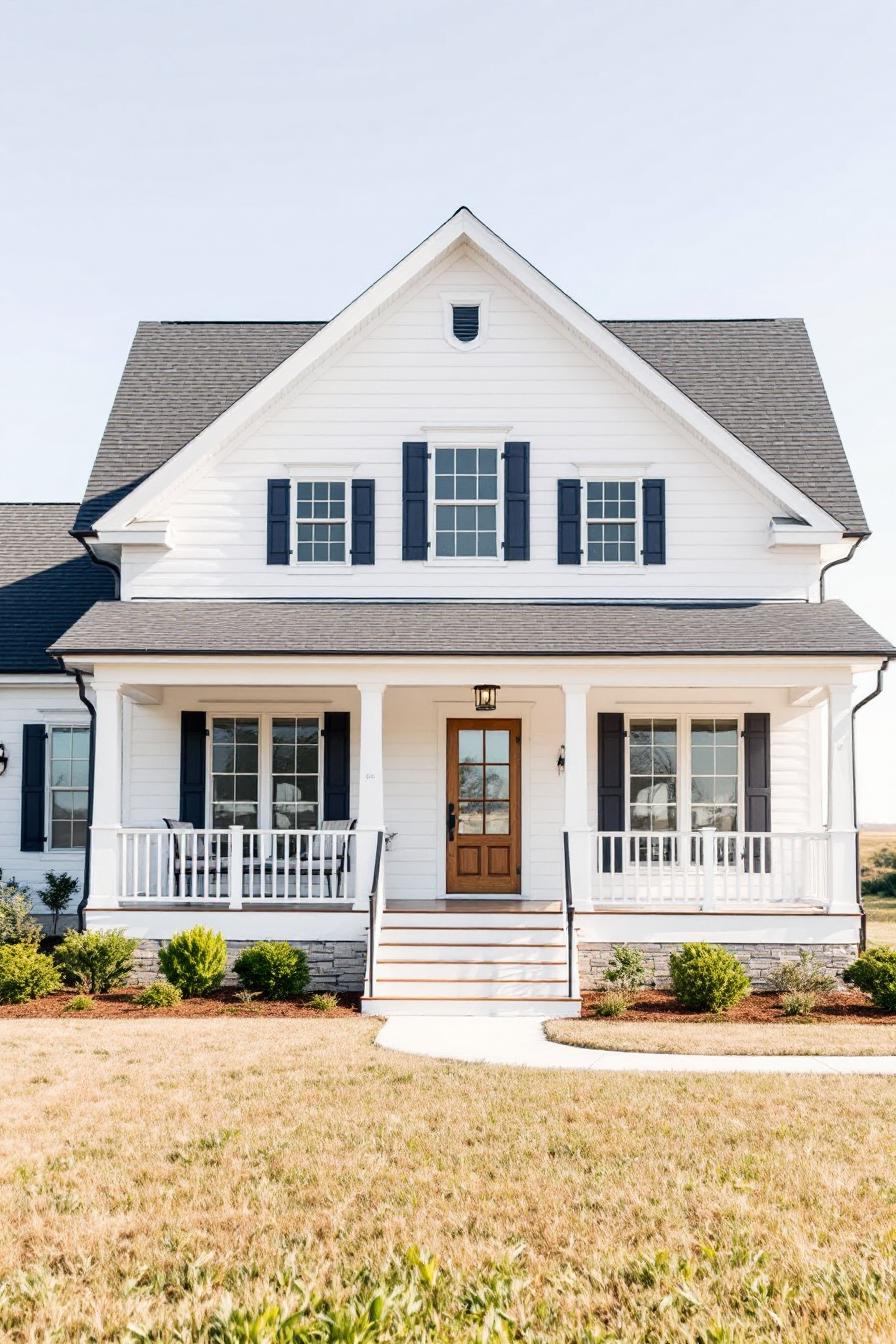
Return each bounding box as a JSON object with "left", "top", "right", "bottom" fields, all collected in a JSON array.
[
  {"left": 159, "top": 926, "right": 227, "bottom": 997},
  {"left": 603, "top": 945, "right": 646, "bottom": 998},
  {"left": 596, "top": 990, "right": 628, "bottom": 1018},
  {"left": 65, "top": 994, "right": 94, "bottom": 1012},
  {"left": 668, "top": 943, "right": 750, "bottom": 1013},
  {"left": 233, "top": 942, "right": 310, "bottom": 1000},
  {"left": 0, "top": 943, "right": 61, "bottom": 1003},
  {"left": 54, "top": 929, "right": 137, "bottom": 993},
  {"left": 862, "top": 872, "right": 896, "bottom": 898},
  {"left": 781, "top": 991, "right": 815, "bottom": 1018},
  {"left": 0, "top": 883, "right": 41, "bottom": 947},
  {"left": 767, "top": 949, "right": 835, "bottom": 997},
  {"left": 844, "top": 947, "right": 896, "bottom": 1012},
  {"left": 135, "top": 980, "right": 182, "bottom": 1008},
  {"left": 308, "top": 991, "right": 339, "bottom": 1012}
]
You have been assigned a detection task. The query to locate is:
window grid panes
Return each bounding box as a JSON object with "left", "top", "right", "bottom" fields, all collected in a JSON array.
[
  {"left": 272, "top": 717, "right": 321, "bottom": 830},
  {"left": 586, "top": 480, "right": 637, "bottom": 563},
  {"left": 629, "top": 719, "right": 677, "bottom": 833},
  {"left": 434, "top": 448, "right": 498, "bottom": 557},
  {"left": 457, "top": 729, "right": 511, "bottom": 834},
  {"left": 49, "top": 726, "right": 90, "bottom": 849},
  {"left": 211, "top": 717, "right": 259, "bottom": 829},
  {"left": 295, "top": 481, "right": 346, "bottom": 563},
  {"left": 691, "top": 718, "right": 739, "bottom": 832}
]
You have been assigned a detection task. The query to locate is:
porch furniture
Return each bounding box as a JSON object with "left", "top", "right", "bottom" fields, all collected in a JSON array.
[{"left": 304, "top": 818, "right": 356, "bottom": 898}]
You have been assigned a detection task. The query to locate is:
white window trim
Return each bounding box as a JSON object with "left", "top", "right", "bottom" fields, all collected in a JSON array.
[
  {"left": 441, "top": 291, "right": 491, "bottom": 351},
  {"left": 45, "top": 722, "right": 90, "bottom": 854},
  {"left": 624, "top": 712, "right": 745, "bottom": 838},
  {"left": 205, "top": 711, "right": 324, "bottom": 831},
  {"left": 427, "top": 437, "right": 505, "bottom": 566},
  {"left": 583, "top": 475, "right": 643, "bottom": 569},
  {"left": 290, "top": 477, "right": 352, "bottom": 569}
]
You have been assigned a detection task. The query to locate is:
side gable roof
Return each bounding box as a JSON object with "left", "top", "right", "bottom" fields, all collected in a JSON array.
[{"left": 0, "top": 503, "right": 116, "bottom": 673}]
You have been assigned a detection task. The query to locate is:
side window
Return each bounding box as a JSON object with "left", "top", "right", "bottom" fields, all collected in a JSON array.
[
  {"left": 294, "top": 481, "right": 347, "bottom": 563},
  {"left": 628, "top": 719, "right": 678, "bottom": 833},
  {"left": 272, "top": 717, "right": 321, "bottom": 829},
  {"left": 585, "top": 480, "right": 638, "bottom": 563},
  {"left": 433, "top": 448, "right": 498, "bottom": 558},
  {"left": 690, "top": 719, "right": 739, "bottom": 832},
  {"left": 210, "top": 717, "right": 259, "bottom": 828},
  {"left": 48, "top": 726, "right": 90, "bottom": 850}
]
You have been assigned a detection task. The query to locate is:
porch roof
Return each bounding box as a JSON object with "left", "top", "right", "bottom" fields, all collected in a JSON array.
[{"left": 50, "top": 599, "right": 894, "bottom": 660}]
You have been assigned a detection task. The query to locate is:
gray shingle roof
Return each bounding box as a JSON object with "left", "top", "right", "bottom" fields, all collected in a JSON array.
[
  {"left": 50, "top": 599, "right": 893, "bottom": 659},
  {"left": 73, "top": 317, "right": 867, "bottom": 535},
  {"left": 0, "top": 504, "right": 116, "bottom": 673}
]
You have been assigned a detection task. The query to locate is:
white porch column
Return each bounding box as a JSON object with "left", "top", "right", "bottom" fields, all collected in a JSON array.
[
  {"left": 827, "top": 682, "right": 858, "bottom": 912},
  {"left": 355, "top": 682, "right": 386, "bottom": 910},
  {"left": 562, "top": 684, "right": 591, "bottom": 909},
  {"left": 89, "top": 683, "right": 123, "bottom": 908}
]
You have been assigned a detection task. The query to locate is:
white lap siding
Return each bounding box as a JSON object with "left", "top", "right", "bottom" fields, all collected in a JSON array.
[
  {"left": 119, "top": 247, "right": 819, "bottom": 603},
  {"left": 0, "top": 677, "right": 88, "bottom": 908}
]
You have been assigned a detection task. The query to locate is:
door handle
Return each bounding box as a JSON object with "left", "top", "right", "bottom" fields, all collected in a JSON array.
[{"left": 446, "top": 801, "right": 456, "bottom": 842}]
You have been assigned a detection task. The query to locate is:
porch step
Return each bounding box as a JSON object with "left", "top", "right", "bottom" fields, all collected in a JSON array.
[
  {"left": 362, "top": 996, "right": 581, "bottom": 1018},
  {"left": 380, "top": 912, "right": 562, "bottom": 930},
  {"left": 377, "top": 943, "right": 565, "bottom": 963},
  {"left": 376, "top": 962, "right": 566, "bottom": 983}
]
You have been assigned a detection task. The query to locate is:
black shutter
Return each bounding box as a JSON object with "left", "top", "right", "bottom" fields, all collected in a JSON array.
[
  {"left": 323, "top": 712, "right": 350, "bottom": 819},
  {"left": 744, "top": 713, "right": 771, "bottom": 832},
  {"left": 642, "top": 478, "right": 666, "bottom": 565},
  {"left": 179, "top": 712, "right": 207, "bottom": 828},
  {"left": 266, "top": 478, "right": 290, "bottom": 565},
  {"left": 20, "top": 723, "right": 46, "bottom": 851},
  {"left": 351, "top": 479, "right": 375, "bottom": 565},
  {"left": 557, "top": 479, "right": 581, "bottom": 565},
  {"left": 597, "top": 713, "right": 625, "bottom": 872},
  {"left": 402, "top": 442, "right": 428, "bottom": 560},
  {"left": 503, "top": 442, "right": 530, "bottom": 561}
]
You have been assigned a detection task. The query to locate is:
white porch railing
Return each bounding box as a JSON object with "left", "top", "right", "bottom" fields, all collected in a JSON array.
[
  {"left": 570, "top": 827, "right": 835, "bottom": 909},
  {"left": 116, "top": 827, "right": 360, "bottom": 905}
]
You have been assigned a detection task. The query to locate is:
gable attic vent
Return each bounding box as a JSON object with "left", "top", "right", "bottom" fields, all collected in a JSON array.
[{"left": 452, "top": 305, "right": 480, "bottom": 343}]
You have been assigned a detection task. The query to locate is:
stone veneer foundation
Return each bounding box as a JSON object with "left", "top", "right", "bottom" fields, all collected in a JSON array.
[
  {"left": 133, "top": 939, "right": 367, "bottom": 992},
  {"left": 577, "top": 941, "right": 860, "bottom": 991}
]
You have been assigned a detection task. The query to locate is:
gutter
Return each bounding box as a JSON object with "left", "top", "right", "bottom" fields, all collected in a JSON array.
[
  {"left": 54, "top": 657, "right": 96, "bottom": 930},
  {"left": 820, "top": 534, "right": 866, "bottom": 601},
  {"left": 851, "top": 657, "right": 890, "bottom": 950},
  {"left": 71, "top": 530, "right": 121, "bottom": 599}
]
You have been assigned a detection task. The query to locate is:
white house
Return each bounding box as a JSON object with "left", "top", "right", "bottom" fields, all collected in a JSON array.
[{"left": 13, "top": 207, "right": 893, "bottom": 1013}]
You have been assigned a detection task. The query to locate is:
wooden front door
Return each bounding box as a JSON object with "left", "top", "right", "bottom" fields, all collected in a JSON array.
[{"left": 446, "top": 719, "right": 521, "bottom": 894}]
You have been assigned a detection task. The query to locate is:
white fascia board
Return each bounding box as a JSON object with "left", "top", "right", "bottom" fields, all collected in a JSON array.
[
  {"left": 91, "top": 207, "right": 845, "bottom": 536},
  {"left": 768, "top": 521, "right": 845, "bottom": 548},
  {"left": 93, "top": 525, "right": 171, "bottom": 549}
]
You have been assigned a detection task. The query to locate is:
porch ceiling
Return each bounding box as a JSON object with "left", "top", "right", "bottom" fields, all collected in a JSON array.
[{"left": 51, "top": 598, "right": 893, "bottom": 660}]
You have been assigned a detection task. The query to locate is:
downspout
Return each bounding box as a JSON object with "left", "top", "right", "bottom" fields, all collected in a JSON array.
[
  {"left": 54, "top": 658, "right": 96, "bottom": 931},
  {"left": 819, "top": 534, "right": 865, "bottom": 602},
  {"left": 71, "top": 531, "right": 121, "bottom": 599},
  {"left": 851, "top": 657, "right": 890, "bottom": 950}
]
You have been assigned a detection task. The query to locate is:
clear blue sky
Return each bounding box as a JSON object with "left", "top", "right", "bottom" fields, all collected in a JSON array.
[{"left": 2, "top": 0, "right": 894, "bottom": 819}]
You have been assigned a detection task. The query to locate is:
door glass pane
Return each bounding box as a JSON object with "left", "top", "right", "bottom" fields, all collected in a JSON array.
[
  {"left": 458, "top": 730, "right": 483, "bottom": 763},
  {"left": 484, "top": 764, "right": 509, "bottom": 799},
  {"left": 458, "top": 801, "right": 483, "bottom": 834},
  {"left": 459, "top": 764, "right": 483, "bottom": 798},
  {"left": 484, "top": 801, "right": 510, "bottom": 834},
  {"left": 484, "top": 730, "right": 509, "bottom": 763}
]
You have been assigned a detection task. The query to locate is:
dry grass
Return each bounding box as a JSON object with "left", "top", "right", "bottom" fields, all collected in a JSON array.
[
  {"left": 3, "top": 1021, "right": 896, "bottom": 1340},
  {"left": 862, "top": 829, "right": 896, "bottom": 941},
  {"left": 546, "top": 1015, "right": 896, "bottom": 1055}
]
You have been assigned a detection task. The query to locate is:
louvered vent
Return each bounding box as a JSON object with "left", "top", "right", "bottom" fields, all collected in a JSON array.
[{"left": 452, "top": 305, "right": 479, "bottom": 343}]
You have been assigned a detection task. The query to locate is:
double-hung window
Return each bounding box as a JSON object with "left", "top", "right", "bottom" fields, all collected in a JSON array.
[
  {"left": 690, "top": 719, "right": 738, "bottom": 832},
  {"left": 434, "top": 447, "right": 498, "bottom": 558},
  {"left": 48, "top": 726, "right": 90, "bottom": 849},
  {"left": 209, "top": 715, "right": 322, "bottom": 831},
  {"left": 271, "top": 717, "right": 320, "bottom": 830},
  {"left": 294, "top": 481, "right": 347, "bottom": 563},
  {"left": 210, "top": 718, "right": 260, "bottom": 829},
  {"left": 585, "top": 480, "right": 638, "bottom": 563}
]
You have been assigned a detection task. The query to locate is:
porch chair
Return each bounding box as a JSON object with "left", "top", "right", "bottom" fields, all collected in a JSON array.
[
  {"left": 303, "top": 819, "right": 357, "bottom": 898},
  {"left": 162, "top": 818, "right": 216, "bottom": 898}
]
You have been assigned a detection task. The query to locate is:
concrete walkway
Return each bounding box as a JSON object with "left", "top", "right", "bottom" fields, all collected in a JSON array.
[{"left": 377, "top": 1015, "right": 896, "bottom": 1075}]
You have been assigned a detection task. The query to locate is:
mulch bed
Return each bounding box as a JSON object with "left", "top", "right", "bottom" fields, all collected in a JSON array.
[
  {"left": 581, "top": 988, "right": 896, "bottom": 1024},
  {"left": 0, "top": 989, "right": 361, "bottom": 1019}
]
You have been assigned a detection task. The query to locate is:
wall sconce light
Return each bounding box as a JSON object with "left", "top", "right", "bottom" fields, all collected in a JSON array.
[
  {"left": 473, "top": 684, "right": 500, "bottom": 713},
  {"left": 557, "top": 745, "right": 565, "bottom": 774},
  {"left": 0, "top": 744, "right": 7, "bottom": 777}
]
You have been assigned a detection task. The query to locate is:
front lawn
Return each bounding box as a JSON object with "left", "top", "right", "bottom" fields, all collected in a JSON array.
[
  {"left": 546, "top": 1016, "right": 896, "bottom": 1055},
  {"left": 3, "top": 1019, "right": 896, "bottom": 1341}
]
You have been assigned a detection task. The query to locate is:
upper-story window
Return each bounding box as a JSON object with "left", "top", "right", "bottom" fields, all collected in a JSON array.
[
  {"left": 295, "top": 480, "right": 347, "bottom": 563},
  {"left": 585, "top": 480, "right": 638, "bottom": 563},
  {"left": 434, "top": 447, "right": 498, "bottom": 558}
]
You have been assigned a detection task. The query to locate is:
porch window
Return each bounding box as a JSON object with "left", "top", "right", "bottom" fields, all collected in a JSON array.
[
  {"left": 295, "top": 481, "right": 347, "bottom": 563},
  {"left": 585, "top": 480, "right": 638, "bottom": 563},
  {"left": 434, "top": 448, "right": 498, "bottom": 557},
  {"left": 272, "top": 717, "right": 321, "bottom": 829},
  {"left": 210, "top": 717, "right": 259, "bottom": 829},
  {"left": 690, "top": 719, "right": 738, "bottom": 831},
  {"left": 48, "top": 726, "right": 90, "bottom": 849},
  {"left": 629, "top": 719, "right": 677, "bottom": 832}
]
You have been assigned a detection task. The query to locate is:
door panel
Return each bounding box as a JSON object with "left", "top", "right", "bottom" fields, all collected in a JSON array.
[{"left": 447, "top": 719, "right": 521, "bottom": 893}]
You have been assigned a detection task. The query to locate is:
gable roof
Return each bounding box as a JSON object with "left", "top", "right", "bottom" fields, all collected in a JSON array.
[{"left": 0, "top": 503, "right": 116, "bottom": 673}]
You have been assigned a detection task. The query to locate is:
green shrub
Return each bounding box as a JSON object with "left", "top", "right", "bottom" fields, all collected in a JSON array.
[
  {"left": 596, "top": 990, "right": 628, "bottom": 1018},
  {"left": 65, "top": 994, "right": 94, "bottom": 1012},
  {"left": 844, "top": 947, "right": 896, "bottom": 1012},
  {"left": 37, "top": 871, "right": 78, "bottom": 936},
  {"left": 603, "top": 944, "right": 646, "bottom": 997},
  {"left": 54, "top": 929, "right": 137, "bottom": 993},
  {"left": 767, "top": 949, "right": 835, "bottom": 997},
  {"left": 233, "top": 942, "right": 309, "bottom": 1000},
  {"left": 780, "top": 990, "right": 816, "bottom": 1018},
  {"left": 134, "top": 980, "right": 182, "bottom": 1008},
  {"left": 0, "top": 943, "right": 61, "bottom": 1003},
  {"left": 158, "top": 926, "right": 227, "bottom": 997},
  {"left": 868, "top": 845, "right": 896, "bottom": 872},
  {"left": 668, "top": 943, "right": 750, "bottom": 1013},
  {"left": 0, "top": 882, "right": 41, "bottom": 947},
  {"left": 862, "top": 872, "right": 896, "bottom": 897},
  {"left": 308, "top": 991, "right": 339, "bottom": 1012}
]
